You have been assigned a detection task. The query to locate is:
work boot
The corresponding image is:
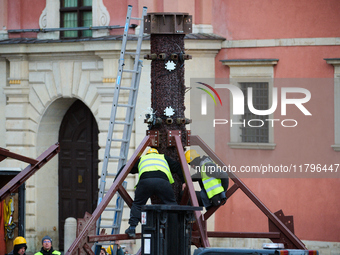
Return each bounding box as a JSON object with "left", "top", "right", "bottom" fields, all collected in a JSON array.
[{"left": 125, "top": 226, "right": 136, "bottom": 238}]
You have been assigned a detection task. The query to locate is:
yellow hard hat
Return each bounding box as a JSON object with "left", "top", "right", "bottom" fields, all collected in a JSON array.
[
  {"left": 13, "top": 236, "right": 27, "bottom": 246},
  {"left": 146, "top": 148, "right": 158, "bottom": 155},
  {"left": 106, "top": 245, "right": 115, "bottom": 255},
  {"left": 185, "top": 149, "right": 200, "bottom": 164}
]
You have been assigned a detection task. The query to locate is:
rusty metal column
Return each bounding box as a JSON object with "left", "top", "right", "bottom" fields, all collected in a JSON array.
[{"left": 144, "top": 13, "right": 192, "bottom": 201}]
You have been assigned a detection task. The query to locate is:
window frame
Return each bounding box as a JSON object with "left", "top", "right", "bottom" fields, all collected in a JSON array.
[
  {"left": 221, "top": 59, "right": 278, "bottom": 150},
  {"left": 60, "top": 0, "right": 92, "bottom": 39},
  {"left": 325, "top": 58, "right": 340, "bottom": 152},
  {"left": 239, "top": 82, "right": 270, "bottom": 143}
]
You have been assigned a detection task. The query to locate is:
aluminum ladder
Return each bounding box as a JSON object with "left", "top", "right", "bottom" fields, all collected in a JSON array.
[{"left": 95, "top": 4, "right": 148, "bottom": 248}]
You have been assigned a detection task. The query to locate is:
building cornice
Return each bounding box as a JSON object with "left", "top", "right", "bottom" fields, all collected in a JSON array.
[
  {"left": 0, "top": 36, "right": 223, "bottom": 55},
  {"left": 222, "top": 37, "right": 340, "bottom": 49},
  {"left": 221, "top": 59, "right": 279, "bottom": 66},
  {"left": 324, "top": 58, "right": 340, "bottom": 65}
]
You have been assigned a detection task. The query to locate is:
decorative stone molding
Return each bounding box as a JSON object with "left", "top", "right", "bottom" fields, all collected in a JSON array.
[
  {"left": 94, "top": 0, "right": 110, "bottom": 26},
  {"left": 228, "top": 142, "right": 276, "bottom": 150},
  {"left": 102, "top": 78, "right": 116, "bottom": 83},
  {"left": 39, "top": 7, "right": 47, "bottom": 28},
  {"left": 9, "top": 80, "right": 21, "bottom": 84},
  {"left": 0, "top": 30, "right": 8, "bottom": 40},
  {"left": 6, "top": 54, "right": 29, "bottom": 87},
  {"left": 221, "top": 59, "right": 279, "bottom": 67},
  {"left": 92, "top": 0, "right": 110, "bottom": 38},
  {"left": 222, "top": 37, "right": 340, "bottom": 49},
  {"left": 192, "top": 24, "right": 213, "bottom": 34},
  {"left": 37, "top": 0, "right": 59, "bottom": 40},
  {"left": 3, "top": 86, "right": 30, "bottom": 103},
  {"left": 325, "top": 58, "right": 340, "bottom": 152}
]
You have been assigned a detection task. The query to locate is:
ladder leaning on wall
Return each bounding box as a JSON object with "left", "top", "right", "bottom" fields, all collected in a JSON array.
[{"left": 94, "top": 4, "right": 148, "bottom": 250}]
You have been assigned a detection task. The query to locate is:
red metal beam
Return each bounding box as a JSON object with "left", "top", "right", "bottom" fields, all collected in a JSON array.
[
  {"left": 179, "top": 185, "right": 190, "bottom": 205},
  {"left": 204, "top": 183, "right": 240, "bottom": 220},
  {"left": 206, "top": 231, "right": 281, "bottom": 239},
  {"left": 0, "top": 143, "right": 60, "bottom": 201},
  {"left": 174, "top": 135, "right": 210, "bottom": 248},
  {"left": 118, "top": 185, "right": 133, "bottom": 208},
  {"left": 0, "top": 147, "right": 39, "bottom": 165},
  {"left": 83, "top": 243, "right": 95, "bottom": 255},
  {"left": 65, "top": 136, "right": 151, "bottom": 255},
  {"left": 190, "top": 135, "right": 306, "bottom": 250},
  {"left": 88, "top": 233, "right": 142, "bottom": 242}
]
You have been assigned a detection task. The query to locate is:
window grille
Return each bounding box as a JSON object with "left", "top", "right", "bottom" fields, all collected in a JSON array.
[
  {"left": 60, "top": 0, "right": 92, "bottom": 38},
  {"left": 240, "top": 82, "right": 269, "bottom": 143}
]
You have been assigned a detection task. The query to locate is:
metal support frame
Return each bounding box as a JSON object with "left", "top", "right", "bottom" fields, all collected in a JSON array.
[
  {"left": 189, "top": 135, "right": 306, "bottom": 250},
  {"left": 0, "top": 143, "right": 60, "bottom": 201},
  {"left": 65, "top": 133, "right": 306, "bottom": 254},
  {"left": 65, "top": 134, "right": 209, "bottom": 255},
  {"left": 65, "top": 136, "right": 150, "bottom": 255}
]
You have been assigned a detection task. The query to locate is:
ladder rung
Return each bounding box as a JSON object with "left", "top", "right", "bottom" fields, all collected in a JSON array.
[
  {"left": 111, "top": 138, "right": 129, "bottom": 142},
  {"left": 120, "top": 86, "right": 137, "bottom": 90},
  {"left": 124, "top": 69, "right": 139, "bottom": 73},
  {"left": 131, "top": 17, "right": 143, "bottom": 21},
  {"left": 125, "top": 52, "right": 138, "bottom": 55},
  {"left": 108, "top": 155, "right": 126, "bottom": 160},
  {"left": 114, "top": 120, "right": 132, "bottom": 125},
  {"left": 94, "top": 242, "right": 117, "bottom": 246},
  {"left": 105, "top": 173, "right": 117, "bottom": 177},
  {"left": 104, "top": 208, "right": 123, "bottom": 212},
  {"left": 117, "top": 104, "right": 134, "bottom": 108},
  {"left": 99, "top": 224, "right": 120, "bottom": 228}
]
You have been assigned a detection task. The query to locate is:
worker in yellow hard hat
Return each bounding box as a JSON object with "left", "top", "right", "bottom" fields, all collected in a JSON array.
[
  {"left": 8, "top": 236, "right": 27, "bottom": 255},
  {"left": 118, "top": 147, "right": 184, "bottom": 238},
  {"left": 99, "top": 247, "right": 107, "bottom": 255},
  {"left": 146, "top": 148, "right": 158, "bottom": 155},
  {"left": 185, "top": 149, "right": 229, "bottom": 209},
  {"left": 106, "top": 243, "right": 124, "bottom": 255},
  {"left": 185, "top": 149, "right": 201, "bottom": 165}
]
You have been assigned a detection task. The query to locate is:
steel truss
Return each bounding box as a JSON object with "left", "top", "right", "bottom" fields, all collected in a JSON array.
[
  {"left": 65, "top": 134, "right": 306, "bottom": 255},
  {"left": 0, "top": 143, "right": 60, "bottom": 201}
]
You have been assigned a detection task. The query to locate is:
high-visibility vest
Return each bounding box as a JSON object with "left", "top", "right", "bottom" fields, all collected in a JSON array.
[
  {"left": 138, "top": 154, "right": 174, "bottom": 184},
  {"left": 35, "top": 251, "right": 61, "bottom": 255},
  {"left": 201, "top": 162, "right": 224, "bottom": 199}
]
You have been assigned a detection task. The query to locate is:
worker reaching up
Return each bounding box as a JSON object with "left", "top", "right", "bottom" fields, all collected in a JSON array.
[
  {"left": 120, "top": 148, "right": 185, "bottom": 238},
  {"left": 185, "top": 149, "right": 229, "bottom": 209}
]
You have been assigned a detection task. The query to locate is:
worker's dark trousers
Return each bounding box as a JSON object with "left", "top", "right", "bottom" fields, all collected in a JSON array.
[{"left": 129, "top": 178, "right": 177, "bottom": 226}]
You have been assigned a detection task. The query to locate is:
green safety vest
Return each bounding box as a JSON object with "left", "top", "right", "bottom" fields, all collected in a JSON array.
[
  {"left": 201, "top": 162, "right": 224, "bottom": 199},
  {"left": 138, "top": 154, "right": 174, "bottom": 184},
  {"left": 35, "top": 251, "right": 61, "bottom": 255}
]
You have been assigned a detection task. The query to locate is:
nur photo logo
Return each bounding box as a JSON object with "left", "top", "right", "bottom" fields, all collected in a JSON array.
[
  {"left": 195, "top": 81, "right": 312, "bottom": 128},
  {"left": 196, "top": 82, "right": 222, "bottom": 115}
]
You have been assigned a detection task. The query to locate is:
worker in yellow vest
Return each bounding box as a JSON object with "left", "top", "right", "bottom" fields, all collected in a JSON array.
[
  {"left": 185, "top": 149, "right": 229, "bottom": 209},
  {"left": 123, "top": 148, "right": 185, "bottom": 238},
  {"left": 34, "top": 235, "right": 61, "bottom": 255}
]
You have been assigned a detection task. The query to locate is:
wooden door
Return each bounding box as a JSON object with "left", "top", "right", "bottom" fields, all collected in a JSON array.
[{"left": 58, "top": 100, "right": 98, "bottom": 250}]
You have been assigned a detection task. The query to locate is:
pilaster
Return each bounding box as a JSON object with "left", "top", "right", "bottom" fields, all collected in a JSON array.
[
  {"left": 325, "top": 59, "right": 340, "bottom": 151},
  {"left": 3, "top": 54, "right": 38, "bottom": 162}
]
